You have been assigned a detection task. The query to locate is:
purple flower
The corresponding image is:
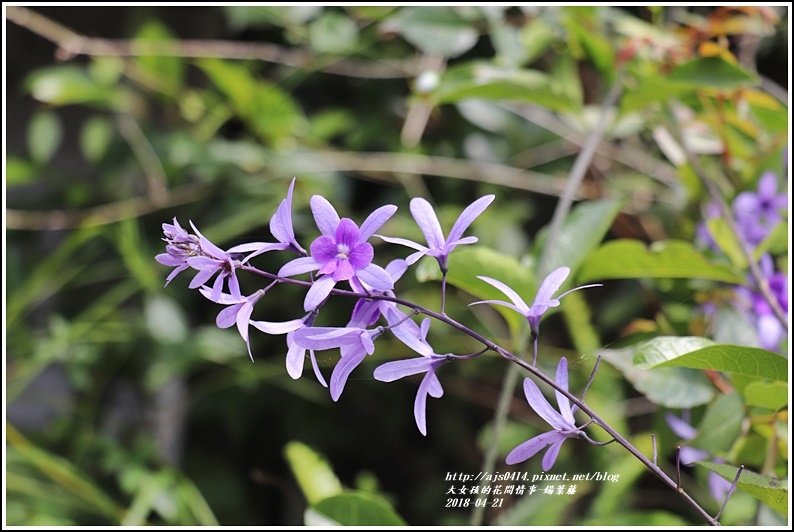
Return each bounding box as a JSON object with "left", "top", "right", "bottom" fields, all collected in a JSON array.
[
  {"left": 734, "top": 255, "right": 788, "bottom": 351},
  {"left": 373, "top": 315, "right": 448, "bottom": 435},
  {"left": 155, "top": 218, "right": 200, "bottom": 285},
  {"left": 292, "top": 326, "right": 384, "bottom": 400},
  {"left": 251, "top": 312, "right": 327, "bottom": 387},
  {"left": 185, "top": 221, "right": 243, "bottom": 301},
  {"left": 732, "top": 171, "right": 787, "bottom": 245},
  {"left": 226, "top": 177, "right": 307, "bottom": 261},
  {"left": 695, "top": 201, "right": 722, "bottom": 252},
  {"left": 278, "top": 197, "right": 397, "bottom": 311},
  {"left": 506, "top": 358, "right": 586, "bottom": 469},
  {"left": 665, "top": 412, "right": 732, "bottom": 502},
  {"left": 470, "top": 267, "right": 600, "bottom": 363},
  {"left": 200, "top": 287, "right": 266, "bottom": 362},
  {"left": 348, "top": 259, "right": 408, "bottom": 328},
  {"left": 377, "top": 195, "right": 494, "bottom": 271}
]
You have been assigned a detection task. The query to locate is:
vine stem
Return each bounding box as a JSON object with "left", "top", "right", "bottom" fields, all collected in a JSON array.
[{"left": 240, "top": 264, "right": 720, "bottom": 525}]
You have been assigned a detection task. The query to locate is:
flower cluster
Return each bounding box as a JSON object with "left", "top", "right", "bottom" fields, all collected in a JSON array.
[
  {"left": 696, "top": 167, "right": 788, "bottom": 351},
  {"left": 156, "top": 178, "right": 600, "bottom": 461}
]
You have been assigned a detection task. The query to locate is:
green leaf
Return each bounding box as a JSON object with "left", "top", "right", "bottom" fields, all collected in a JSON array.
[
  {"left": 687, "top": 393, "right": 744, "bottom": 453},
  {"left": 580, "top": 512, "right": 691, "bottom": 526},
  {"left": 416, "top": 246, "right": 536, "bottom": 337},
  {"left": 7, "top": 425, "right": 124, "bottom": 522},
  {"left": 754, "top": 221, "right": 788, "bottom": 259},
  {"left": 198, "top": 59, "right": 306, "bottom": 142},
  {"left": 309, "top": 12, "right": 358, "bottom": 54},
  {"left": 634, "top": 337, "right": 788, "bottom": 382},
  {"left": 310, "top": 491, "right": 407, "bottom": 526},
  {"left": 537, "top": 198, "right": 624, "bottom": 279},
  {"left": 667, "top": 57, "right": 759, "bottom": 91},
  {"left": 696, "top": 462, "right": 788, "bottom": 516},
  {"left": 28, "top": 110, "right": 63, "bottom": 165},
  {"left": 519, "top": 16, "right": 556, "bottom": 65},
  {"left": 706, "top": 218, "right": 747, "bottom": 269},
  {"left": 144, "top": 295, "right": 188, "bottom": 344},
  {"left": 578, "top": 240, "right": 743, "bottom": 284},
  {"left": 743, "top": 381, "right": 788, "bottom": 411},
  {"left": 26, "top": 66, "right": 116, "bottom": 107},
  {"left": 599, "top": 347, "right": 715, "bottom": 408},
  {"left": 134, "top": 21, "right": 184, "bottom": 95},
  {"left": 80, "top": 116, "right": 114, "bottom": 163},
  {"left": 391, "top": 7, "right": 478, "bottom": 58},
  {"left": 432, "top": 63, "right": 577, "bottom": 113},
  {"left": 623, "top": 58, "right": 759, "bottom": 112},
  {"left": 490, "top": 23, "right": 529, "bottom": 68},
  {"left": 284, "top": 441, "right": 343, "bottom": 505},
  {"left": 6, "top": 156, "right": 38, "bottom": 185}
]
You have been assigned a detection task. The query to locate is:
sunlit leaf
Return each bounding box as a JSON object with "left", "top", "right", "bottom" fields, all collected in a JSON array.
[
  {"left": 600, "top": 347, "right": 715, "bottom": 408},
  {"left": 310, "top": 491, "right": 407, "bottom": 526},
  {"left": 389, "top": 7, "right": 478, "bottom": 58},
  {"left": 284, "top": 441, "right": 343, "bottom": 505},
  {"left": 578, "top": 240, "right": 743, "bottom": 284},
  {"left": 309, "top": 12, "right": 358, "bottom": 53},
  {"left": 80, "top": 116, "right": 114, "bottom": 163},
  {"left": 634, "top": 337, "right": 788, "bottom": 382},
  {"left": 28, "top": 110, "right": 63, "bottom": 165},
  {"left": 743, "top": 381, "right": 788, "bottom": 411},
  {"left": 26, "top": 66, "right": 117, "bottom": 107},
  {"left": 432, "top": 63, "right": 577, "bottom": 112},
  {"left": 536, "top": 198, "right": 624, "bottom": 279},
  {"left": 133, "top": 20, "right": 185, "bottom": 95},
  {"left": 667, "top": 57, "right": 759, "bottom": 90}
]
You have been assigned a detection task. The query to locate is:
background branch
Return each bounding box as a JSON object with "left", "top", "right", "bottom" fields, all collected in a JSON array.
[{"left": 6, "top": 6, "right": 420, "bottom": 79}]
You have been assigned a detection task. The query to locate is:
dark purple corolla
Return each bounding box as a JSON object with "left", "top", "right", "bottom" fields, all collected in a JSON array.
[{"left": 279, "top": 197, "right": 396, "bottom": 311}]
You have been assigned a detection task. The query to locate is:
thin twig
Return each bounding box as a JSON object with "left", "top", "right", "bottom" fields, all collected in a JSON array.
[
  {"left": 580, "top": 355, "right": 601, "bottom": 402},
  {"left": 6, "top": 6, "right": 419, "bottom": 79},
  {"left": 715, "top": 465, "right": 744, "bottom": 521},
  {"left": 652, "top": 434, "right": 657, "bottom": 466},
  {"left": 293, "top": 151, "right": 580, "bottom": 198},
  {"left": 401, "top": 55, "right": 445, "bottom": 147},
  {"left": 469, "top": 363, "right": 522, "bottom": 526},
  {"left": 7, "top": 184, "right": 205, "bottom": 231},
  {"left": 503, "top": 102, "right": 679, "bottom": 187},
  {"left": 116, "top": 114, "right": 169, "bottom": 205},
  {"left": 538, "top": 72, "right": 625, "bottom": 277}
]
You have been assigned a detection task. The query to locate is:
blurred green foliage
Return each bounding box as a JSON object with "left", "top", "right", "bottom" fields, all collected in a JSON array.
[{"left": 6, "top": 5, "right": 788, "bottom": 526}]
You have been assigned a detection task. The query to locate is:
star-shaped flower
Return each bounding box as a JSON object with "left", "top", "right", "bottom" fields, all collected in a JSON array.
[
  {"left": 278, "top": 197, "right": 396, "bottom": 311},
  {"left": 378, "top": 195, "right": 494, "bottom": 271},
  {"left": 470, "top": 267, "right": 600, "bottom": 364},
  {"left": 506, "top": 358, "right": 588, "bottom": 469},
  {"left": 226, "top": 177, "right": 307, "bottom": 261},
  {"left": 373, "top": 312, "right": 449, "bottom": 435}
]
